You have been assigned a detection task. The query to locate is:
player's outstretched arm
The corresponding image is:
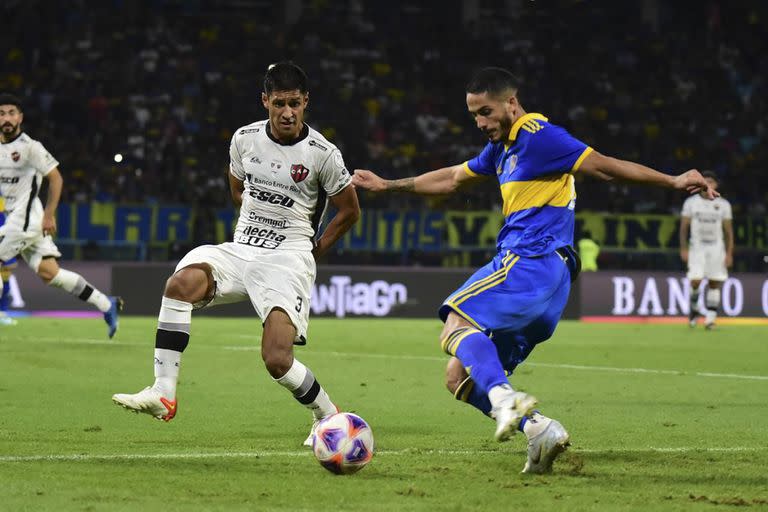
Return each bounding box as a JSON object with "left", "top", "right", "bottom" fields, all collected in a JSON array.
[
  {"left": 580, "top": 150, "right": 719, "bottom": 199},
  {"left": 313, "top": 184, "right": 360, "bottom": 259},
  {"left": 352, "top": 164, "right": 484, "bottom": 195}
]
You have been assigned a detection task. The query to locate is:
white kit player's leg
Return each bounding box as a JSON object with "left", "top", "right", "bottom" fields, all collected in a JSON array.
[
  {"left": 112, "top": 296, "right": 190, "bottom": 421},
  {"left": 704, "top": 287, "right": 721, "bottom": 329},
  {"left": 48, "top": 267, "right": 123, "bottom": 338},
  {"left": 248, "top": 251, "right": 337, "bottom": 446},
  {"left": 688, "top": 282, "right": 702, "bottom": 328},
  {"left": 273, "top": 358, "right": 339, "bottom": 446}
]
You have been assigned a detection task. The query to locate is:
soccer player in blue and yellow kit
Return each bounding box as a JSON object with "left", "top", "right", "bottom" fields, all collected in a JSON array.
[{"left": 352, "top": 67, "right": 717, "bottom": 474}]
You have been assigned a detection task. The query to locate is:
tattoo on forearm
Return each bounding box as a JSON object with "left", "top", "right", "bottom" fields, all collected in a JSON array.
[{"left": 387, "top": 177, "right": 415, "bottom": 192}]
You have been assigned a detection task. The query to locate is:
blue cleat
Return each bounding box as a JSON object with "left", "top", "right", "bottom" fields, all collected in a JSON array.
[{"left": 104, "top": 296, "right": 124, "bottom": 339}]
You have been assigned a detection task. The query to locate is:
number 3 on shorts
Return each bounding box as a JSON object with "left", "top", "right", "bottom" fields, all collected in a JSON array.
[{"left": 295, "top": 296, "right": 303, "bottom": 312}]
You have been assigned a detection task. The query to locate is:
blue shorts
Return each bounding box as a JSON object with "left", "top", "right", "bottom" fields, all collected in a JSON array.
[
  {"left": 439, "top": 249, "right": 573, "bottom": 373},
  {"left": 1, "top": 257, "right": 16, "bottom": 267}
]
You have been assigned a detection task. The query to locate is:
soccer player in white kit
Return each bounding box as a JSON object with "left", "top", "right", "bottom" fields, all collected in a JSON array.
[
  {"left": 679, "top": 171, "right": 733, "bottom": 329},
  {"left": 0, "top": 94, "right": 123, "bottom": 336},
  {"left": 112, "top": 63, "right": 361, "bottom": 445}
]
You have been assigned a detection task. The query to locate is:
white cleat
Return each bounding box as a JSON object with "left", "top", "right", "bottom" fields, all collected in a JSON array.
[
  {"left": 491, "top": 391, "right": 538, "bottom": 442},
  {"left": 112, "top": 386, "right": 177, "bottom": 422},
  {"left": 522, "top": 414, "right": 570, "bottom": 474},
  {"left": 303, "top": 419, "right": 321, "bottom": 447},
  {"left": 303, "top": 406, "right": 340, "bottom": 447},
  {"left": 0, "top": 315, "right": 17, "bottom": 326}
]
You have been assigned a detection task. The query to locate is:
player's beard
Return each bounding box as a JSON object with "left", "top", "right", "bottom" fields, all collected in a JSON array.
[{"left": 1, "top": 122, "right": 19, "bottom": 141}]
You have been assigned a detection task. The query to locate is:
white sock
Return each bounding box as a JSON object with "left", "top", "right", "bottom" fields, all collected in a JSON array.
[
  {"left": 49, "top": 269, "right": 111, "bottom": 312},
  {"left": 523, "top": 412, "right": 548, "bottom": 437},
  {"left": 153, "top": 348, "right": 181, "bottom": 399},
  {"left": 705, "top": 288, "right": 720, "bottom": 324},
  {"left": 152, "top": 297, "right": 193, "bottom": 399},
  {"left": 488, "top": 383, "right": 515, "bottom": 408},
  {"left": 275, "top": 359, "right": 336, "bottom": 420}
]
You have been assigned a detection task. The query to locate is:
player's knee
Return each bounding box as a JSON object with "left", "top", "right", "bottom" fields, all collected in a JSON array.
[
  {"left": 164, "top": 267, "right": 211, "bottom": 302},
  {"left": 261, "top": 346, "right": 293, "bottom": 378},
  {"left": 38, "top": 266, "right": 57, "bottom": 283}
]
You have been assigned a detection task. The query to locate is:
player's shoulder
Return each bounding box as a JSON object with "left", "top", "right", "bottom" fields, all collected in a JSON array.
[
  {"left": 516, "top": 114, "right": 576, "bottom": 148},
  {"left": 234, "top": 120, "right": 268, "bottom": 139},
  {"left": 715, "top": 196, "right": 732, "bottom": 208},
  {"left": 305, "top": 125, "right": 338, "bottom": 154},
  {"left": 517, "top": 114, "right": 556, "bottom": 137},
  {"left": 13, "top": 132, "right": 35, "bottom": 145},
  {"left": 682, "top": 194, "right": 697, "bottom": 206}
]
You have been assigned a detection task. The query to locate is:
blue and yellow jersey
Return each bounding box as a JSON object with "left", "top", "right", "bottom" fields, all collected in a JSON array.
[{"left": 463, "top": 113, "right": 592, "bottom": 256}]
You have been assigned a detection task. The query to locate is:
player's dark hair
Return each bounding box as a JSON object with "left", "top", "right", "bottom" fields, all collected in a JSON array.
[
  {"left": 264, "top": 62, "right": 309, "bottom": 95},
  {"left": 702, "top": 170, "right": 719, "bottom": 182},
  {"left": 0, "top": 93, "right": 23, "bottom": 111},
  {"left": 466, "top": 67, "right": 521, "bottom": 96}
]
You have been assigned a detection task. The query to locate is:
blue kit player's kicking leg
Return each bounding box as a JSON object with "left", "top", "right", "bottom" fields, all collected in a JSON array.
[{"left": 439, "top": 247, "right": 578, "bottom": 473}]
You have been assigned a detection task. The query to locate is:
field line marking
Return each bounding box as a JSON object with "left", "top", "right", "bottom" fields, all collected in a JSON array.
[
  {"left": 1, "top": 446, "right": 765, "bottom": 463},
  {"left": 222, "top": 346, "right": 768, "bottom": 381},
  {"left": 9, "top": 339, "right": 767, "bottom": 381}
]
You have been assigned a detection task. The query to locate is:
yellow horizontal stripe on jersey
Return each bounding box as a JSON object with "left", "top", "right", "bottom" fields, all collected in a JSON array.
[
  {"left": 448, "top": 252, "right": 517, "bottom": 304},
  {"left": 571, "top": 146, "right": 594, "bottom": 172},
  {"left": 500, "top": 174, "right": 575, "bottom": 217},
  {"left": 462, "top": 161, "right": 480, "bottom": 177}
]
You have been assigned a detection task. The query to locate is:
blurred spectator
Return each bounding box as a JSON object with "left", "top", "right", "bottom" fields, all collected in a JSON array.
[
  {"left": 0, "top": 0, "right": 765, "bottom": 217},
  {"left": 578, "top": 231, "right": 600, "bottom": 272}
]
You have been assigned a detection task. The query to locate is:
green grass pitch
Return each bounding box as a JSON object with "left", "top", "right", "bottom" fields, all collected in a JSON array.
[{"left": 1, "top": 317, "right": 767, "bottom": 511}]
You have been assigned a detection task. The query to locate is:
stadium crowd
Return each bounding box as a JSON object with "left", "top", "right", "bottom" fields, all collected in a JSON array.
[{"left": 2, "top": 0, "right": 766, "bottom": 223}]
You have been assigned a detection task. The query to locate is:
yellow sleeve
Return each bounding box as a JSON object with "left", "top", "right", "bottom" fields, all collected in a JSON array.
[
  {"left": 571, "top": 147, "right": 594, "bottom": 172},
  {"left": 462, "top": 161, "right": 480, "bottom": 177}
]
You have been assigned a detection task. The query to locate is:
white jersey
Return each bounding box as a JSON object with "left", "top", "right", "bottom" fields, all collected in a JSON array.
[
  {"left": 0, "top": 132, "right": 59, "bottom": 232},
  {"left": 229, "top": 121, "right": 352, "bottom": 252},
  {"left": 681, "top": 195, "right": 732, "bottom": 246}
]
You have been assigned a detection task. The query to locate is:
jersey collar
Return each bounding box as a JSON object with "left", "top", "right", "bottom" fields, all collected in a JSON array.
[
  {"left": 507, "top": 113, "right": 548, "bottom": 143},
  {"left": 265, "top": 122, "right": 309, "bottom": 146}
]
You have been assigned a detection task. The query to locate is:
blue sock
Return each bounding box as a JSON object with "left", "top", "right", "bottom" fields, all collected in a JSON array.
[
  {"left": 0, "top": 280, "right": 9, "bottom": 312},
  {"left": 466, "top": 382, "right": 493, "bottom": 415},
  {"left": 442, "top": 328, "right": 508, "bottom": 394}
]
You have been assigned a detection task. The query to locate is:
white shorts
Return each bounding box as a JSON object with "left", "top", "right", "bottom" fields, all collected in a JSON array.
[
  {"left": 0, "top": 225, "right": 62, "bottom": 272},
  {"left": 687, "top": 243, "right": 727, "bottom": 282},
  {"left": 175, "top": 242, "right": 316, "bottom": 343}
]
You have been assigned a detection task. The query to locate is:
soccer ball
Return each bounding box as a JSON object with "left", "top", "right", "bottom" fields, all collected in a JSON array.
[{"left": 312, "top": 412, "right": 374, "bottom": 474}]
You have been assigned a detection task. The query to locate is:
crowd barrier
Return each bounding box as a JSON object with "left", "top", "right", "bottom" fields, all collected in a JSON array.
[{"left": 9, "top": 263, "right": 766, "bottom": 319}]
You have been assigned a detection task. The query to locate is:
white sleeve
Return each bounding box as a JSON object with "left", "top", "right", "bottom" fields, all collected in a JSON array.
[
  {"left": 229, "top": 133, "right": 245, "bottom": 180},
  {"left": 320, "top": 149, "right": 352, "bottom": 196},
  {"left": 722, "top": 200, "right": 733, "bottom": 220},
  {"left": 30, "top": 141, "right": 59, "bottom": 175},
  {"left": 681, "top": 198, "right": 692, "bottom": 218}
]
